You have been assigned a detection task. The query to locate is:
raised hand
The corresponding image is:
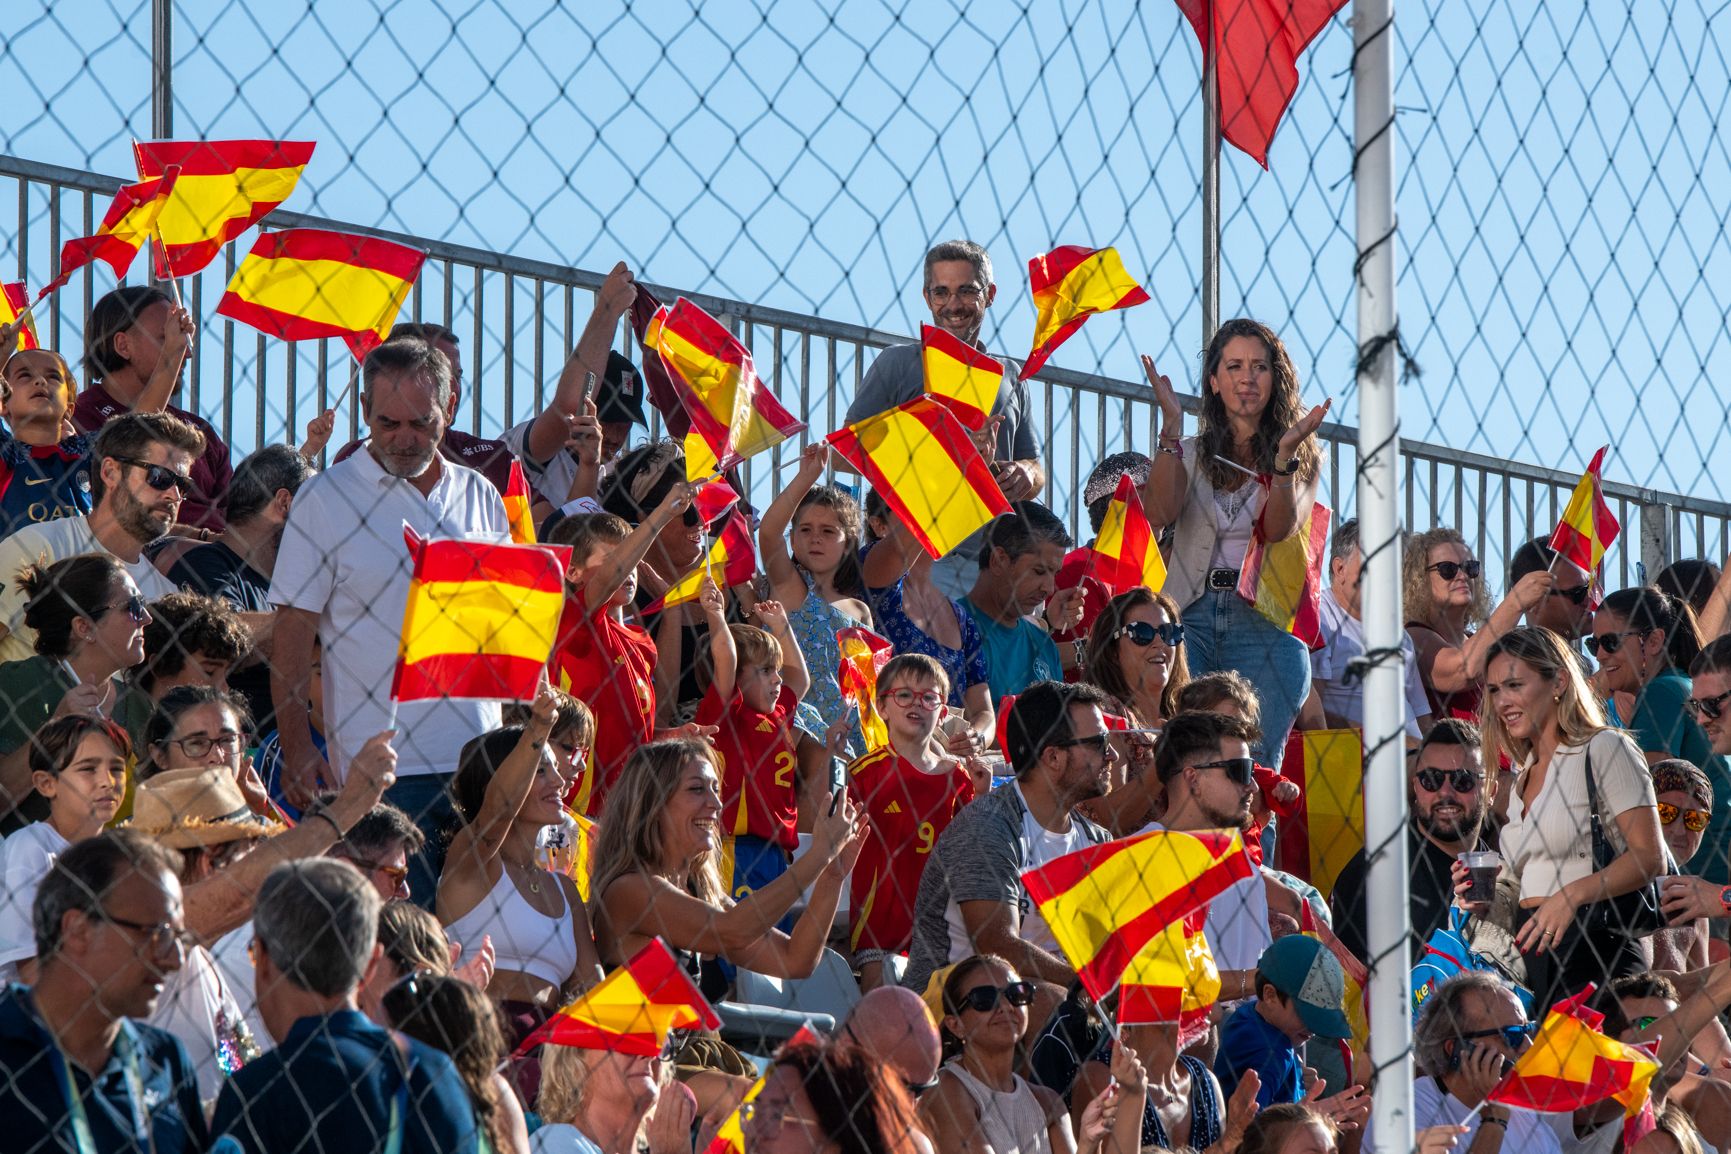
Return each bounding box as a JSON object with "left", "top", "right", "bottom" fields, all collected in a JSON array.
[
  {"left": 567, "top": 396, "right": 603, "bottom": 465},
  {"left": 697, "top": 576, "right": 726, "bottom": 622},
  {"left": 301, "top": 409, "right": 337, "bottom": 459},
  {"left": 796, "top": 441, "right": 830, "bottom": 478},
  {"left": 1141, "top": 354, "right": 1183, "bottom": 426},
  {"left": 1277, "top": 399, "right": 1332, "bottom": 458},
  {"left": 1043, "top": 585, "right": 1086, "bottom": 633},
  {"left": 752, "top": 598, "right": 790, "bottom": 634},
  {"left": 340, "top": 729, "right": 399, "bottom": 809},
  {"left": 163, "top": 304, "right": 197, "bottom": 364},
  {"left": 658, "top": 479, "right": 696, "bottom": 519},
  {"left": 596, "top": 261, "right": 637, "bottom": 321}
]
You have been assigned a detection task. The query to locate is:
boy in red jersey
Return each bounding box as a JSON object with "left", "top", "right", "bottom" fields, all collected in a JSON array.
[
  {"left": 848, "top": 653, "right": 979, "bottom": 990},
  {"left": 544, "top": 489, "right": 723, "bottom": 814}
]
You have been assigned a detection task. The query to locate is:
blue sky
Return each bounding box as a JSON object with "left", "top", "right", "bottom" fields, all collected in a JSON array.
[{"left": 4, "top": 0, "right": 1729, "bottom": 567}]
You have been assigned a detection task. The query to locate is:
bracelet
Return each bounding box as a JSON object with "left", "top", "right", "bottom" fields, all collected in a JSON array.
[
  {"left": 1157, "top": 441, "right": 1184, "bottom": 460},
  {"left": 309, "top": 810, "right": 344, "bottom": 840},
  {"left": 1480, "top": 1116, "right": 1508, "bottom": 1129},
  {"left": 1270, "top": 479, "right": 1294, "bottom": 490}
]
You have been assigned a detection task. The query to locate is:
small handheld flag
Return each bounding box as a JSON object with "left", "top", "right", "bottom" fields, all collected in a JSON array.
[
  {"left": 134, "top": 138, "right": 315, "bottom": 277},
  {"left": 1548, "top": 446, "right": 1620, "bottom": 576},
  {"left": 36, "top": 169, "right": 180, "bottom": 299},
  {"left": 921, "top": 323, "right": 1004, "bottom": 430},
  {"left": 504, "top": 460, "right": 536, "bottom": 545},
  {"left": 517, "top": 939, "right": 720, "bottom": 1057},
  {"left": 836, "top": 627, "right": 894, "bottom": 752},
  {"left": 0, "top": 284, "right": 39, "bottom": 351},
  {"left": 644, "top": 507, "right": 756, "bottom": 613},
  {"left": 1090, "top": 472, "right": 1166, "bottom": 594},
  {"left": 1022, "top": 245, "right": 1150, "bottom": 379}
]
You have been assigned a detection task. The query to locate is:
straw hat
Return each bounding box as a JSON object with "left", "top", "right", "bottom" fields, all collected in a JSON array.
[{"left": 127, "top": 766, "right": 286, "bottom": 849}]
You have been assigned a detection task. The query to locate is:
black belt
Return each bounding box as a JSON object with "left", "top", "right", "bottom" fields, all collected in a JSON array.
[{"left": 1207, "top": 567, "right": 1240, "bottom": 590}]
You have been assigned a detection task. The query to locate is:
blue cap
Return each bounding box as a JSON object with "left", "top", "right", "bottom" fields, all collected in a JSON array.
[{"left": 1258, "top": 934, "right": 1351, "bottom": 1041}]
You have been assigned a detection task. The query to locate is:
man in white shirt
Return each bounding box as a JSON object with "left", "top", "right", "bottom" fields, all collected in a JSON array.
[
  {"left": 268, "top": 336, "right": 509, "bottom": 904},
  {"left": 0, "top": 411, "right": 200, "bottom": 661},
  {"left": 1310, "top": 517, "right": 1435, "bottom": 738}
]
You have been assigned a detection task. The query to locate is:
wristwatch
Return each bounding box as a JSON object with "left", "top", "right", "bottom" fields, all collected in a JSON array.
[
  {"left": 1274, "top": 455, "right": 1300, "bottom": 477},
  {"left": 1718, "top": 885, "right": 1731, "bottom": 915}
]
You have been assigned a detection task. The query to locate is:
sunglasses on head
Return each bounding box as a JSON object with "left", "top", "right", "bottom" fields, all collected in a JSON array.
[
  {"left": 1657, "top": 802, "right": 1711, "bottom": 833},
  {"left": 1685, "top": 689, "right": 1731, "bottom": 721},
  {"left": 1585, "top": 629, "right": 1649, "bottom": 657},
  {"left": 1426, "top": 559, "right": 1482, "bottom": 582},
  {"left": 110, "top": 455, "right": 198, "bottom": 497},
  {"left": 1414, "top": 767, "right": 1481, "bottom": 793},
  {"left": 956, "top": 981, "right": 1036, "bottom": 1013},
  {"left": 1116, "top": 621, "right": 1184, "bottom": 648},
  {"left": 1192, "top": 756, "right": 1256, "bottom": 786},
  {"left": 1549, "top": 583, "right": 1592, "bottom": 605}
]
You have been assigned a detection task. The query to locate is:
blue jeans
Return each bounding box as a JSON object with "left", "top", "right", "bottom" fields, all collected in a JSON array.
[
  {"left": 383, "top": 772, "right": 459, "bottom": 909},
  {"left": 1182, "top": 589, "right": 1313, "bottom": 772}
]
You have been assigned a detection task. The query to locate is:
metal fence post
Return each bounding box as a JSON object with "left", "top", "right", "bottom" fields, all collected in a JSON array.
[
  {"left": 1640, "top": 499, "right": 1673, "bottom": 586},
  {"left": 152, "top": 0, "right": 172, "bottom": 138}
]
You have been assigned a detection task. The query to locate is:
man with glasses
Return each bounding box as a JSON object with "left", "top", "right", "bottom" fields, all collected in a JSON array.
[
  {"left": 1330, "top": 719, "right": 1498, "bottom": 964},
  {"left": 1311, "top": 517, "right": 1435, "bottom": 736},
  {"left": 1509, "top": 537, "right": 1595, "bottom": 647},
  {"left": 211, "top": 858, "right": 477, "bottom": 1153},
  {"left": 323, "top": 801, "right": 424, "bottom": 903},
  {"left": 901, "top": 680, "right": 1115, "bottom": 1040},
  {"left": 844, "top": 239, "right": 1046, "bottom": 598},
  {"left": 0, "top": 829, "right": 209, "bottom": 1153},
  {"left": 0, "top": 411, "right": 200, "bottom": 662}
]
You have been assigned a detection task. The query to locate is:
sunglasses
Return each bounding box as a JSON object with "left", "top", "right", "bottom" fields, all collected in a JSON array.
[
  {"left": 1585, "top": 629, "right": 1649, "bottom": 657},
  {"left": 1685, "top": 689, "right": 1731, "bottom": 721},
  {"left": 1459, "top": 1022, "right": 1535, "bottom": 1049},
  {"left": 1426, "top": 560, "right": 1482, "bottom": 582},
  {"left": 353, "top": 857, "right": 412, "bottom": 886},
  {"left": 103, "top": 593, "right": 149, "bottom": 624},
  {"left": 956, "top": 981, "right": 1036, "bottom": 1013},
  {"left": 1414, "top": 767, "right": 1482, "bottom": 793},
  {"left": 110, "top": 455, "right": 198, "bottom": 497},
  {"left": 1657, "top": 802, "right": 1711, "bottom": 833},
  {"left": 1634, "top": 1015, "right": 1660, "bottom": 1032},
  {"left": 1549, "top": 583, "right": 1592, "bottom": 605},
  {"left": 1116, "top": 621, "right": 1184, "bottom": 648},
  {"left": 1192, "top": 757, "right": 1256, "bottom": 787},
  {"left": 1050, "top": 733, "right": 1112, "bottom": 756}
]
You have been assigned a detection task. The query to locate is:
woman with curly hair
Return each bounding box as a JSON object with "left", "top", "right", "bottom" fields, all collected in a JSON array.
[{"left": 1141, "top": 319, "right": 1329, "bottom": 770}]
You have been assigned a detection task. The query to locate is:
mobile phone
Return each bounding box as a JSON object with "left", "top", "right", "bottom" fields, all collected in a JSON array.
[
  {"left": 829, "top": 789, "right": 842, "bottom": 817},
  {"left": 580, "top": 370, "right": 597, "bottom": 405}
]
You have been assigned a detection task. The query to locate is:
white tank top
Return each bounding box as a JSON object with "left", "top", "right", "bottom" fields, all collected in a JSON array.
[
  {"left": 443, "top": 864, "right": 579, "bottom": 990},
  {"left": 943, "top": 1062, "right": 1055, "bottom": 1154}
]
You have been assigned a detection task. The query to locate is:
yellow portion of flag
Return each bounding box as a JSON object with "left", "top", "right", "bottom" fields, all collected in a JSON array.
[
  {"left": 399, "top": 581, "right": 564, "bottom": 666},
  {"left": 1293, "top": 728, "right": 1364, "bottom": 898},
  {"left": 505, "top": 460, "right": 536, "bottom": 545},
  {"left": 228, "top": 256, "right": 414, "bottom": 344},
  {"left": 833, "top": 400, "right": 1005, "bottom": 559},
  {"left": 1031, "top": 246, "right": 1147, "bottom": 350},
  {"left": 651, "top": 306, "right": 797, "bottom": 477},
  {"left": 655, "top": 534, "right": 733, "bottom": 610},
  {"left": 1120, "top": 919, "right": 1220, "bottom": 1018},
  {"left": 921, "top": 325, "right": 1002, "bottom": 430},
  {"left": 154, "top": 166, "right": 304, "bottom": 248},
  {"left": 683, "top": 430, "right": 721, "bottom": 482},
  {"left": 1094, "top": 486, "right": 1167, "bottom": 592}
]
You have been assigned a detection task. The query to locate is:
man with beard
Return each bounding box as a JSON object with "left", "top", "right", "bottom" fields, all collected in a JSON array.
[
  {"left": 0, "top": 411, "right": 198, "bottom": 662},
  {"left": 901, "top": 680, "right": 1116, "bottom": 1039},
  {"left": 1329, "top": 718, "right": 1495, "bottom": 964},
  {"left": 268, "top": 337, "right": 509, "bottom": 904}
]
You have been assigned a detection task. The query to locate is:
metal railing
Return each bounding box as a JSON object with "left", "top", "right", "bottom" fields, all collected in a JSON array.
[{"left": 5, "top": 152, "right": 1725, "bottom": 590}]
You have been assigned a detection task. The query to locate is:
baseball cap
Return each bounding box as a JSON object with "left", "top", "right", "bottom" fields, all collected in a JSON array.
[
  {"left": 596, "top": 350, "right": 647, "bottom": 427},
  {"left": 1258, "top": 934, "right": 1351, "bottom": 1040}
]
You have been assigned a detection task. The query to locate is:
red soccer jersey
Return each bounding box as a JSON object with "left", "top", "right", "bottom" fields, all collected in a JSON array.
[
  {"left": 548, "top": 599, "right": 656, "bottom": 816},
  {"left": 847, "top": 747, "right": 977, "bottom": 954},
  {"left": 696, "top": 683, "right": 801, "bottom": 850}
]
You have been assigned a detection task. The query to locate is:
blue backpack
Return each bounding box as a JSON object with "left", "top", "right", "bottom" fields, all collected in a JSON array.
[{"left": 1410, "top": 907, "right": 1535, "bottom": 1023}]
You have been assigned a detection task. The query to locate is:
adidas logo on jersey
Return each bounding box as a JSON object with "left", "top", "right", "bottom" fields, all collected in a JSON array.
[{"left": 884, "top": 801, "right": 903, "bottom": 814}]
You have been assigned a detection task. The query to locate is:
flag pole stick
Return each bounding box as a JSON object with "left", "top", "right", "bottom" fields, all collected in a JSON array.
[{"left": 1212, "top": 454, "right": 1262, "bottom": 481}]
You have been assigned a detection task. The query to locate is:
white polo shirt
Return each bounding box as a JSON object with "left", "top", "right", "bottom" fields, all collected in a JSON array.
[
  {"left": 0, "top": 514, "right": 178, "bottom": 663},
  {"left": 1310, "top": 592, "right": 1431, "bottom": 738},
  {"left": 268, "top": 443, "right": 510, "bottom": 779}
]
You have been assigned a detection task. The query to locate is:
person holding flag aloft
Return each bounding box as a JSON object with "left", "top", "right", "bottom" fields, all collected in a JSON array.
[{"left": 1140, "top": 320, "right": 1329, "bottom": 771}]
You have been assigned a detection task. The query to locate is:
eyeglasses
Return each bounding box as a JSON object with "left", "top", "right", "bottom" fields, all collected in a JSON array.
[
  {"left": 1115, "top": 621, "right": 1184, "bottom": 648},
  {"left": 101, "top": 593, "right": 149, "bottom": 624},
  {"left": 885, "top": 688, "right": 944, "bottom": 711},
  {"left": 1585, "top": 630, "right": 1649, "bottom": 657},
  {"left": 955, "top": 980, "right": 1037, "bottom": 1013},
  {"left": 164, "top": 732, "right": 243, "bottom": 759},
  {"left": 1550, "top": 583, "right": 1592, "bottom": 605},
  {"left": 352, "top": 857, "right": 412, "bottom": 887},
  {"left": 101, "top": 911, "right": 197, "bottom": 956},
  {"left": 1459, "top": 1023, "right": 1535, "bottom": 1049},
  {"left": 1685, "top": 689, "right": 1731, "bottom": 721},
  {"left": 1414, "top": 767, "right": 1482, "bottom": 793},
  {"left": 925, "top": 284, "right": 985, "bottom": 303},
  {"left": 1426, "top": 560, "right": 1482, "bottom": 582},
  {"left": 1192, "top": 757, "right": 1256, "bottom": 786},
  {"left": 740, "top": 1098, "right": 824, "bottom": 1133},
  {"left": 109, "top": 455, "right": 198, "bottom": 497},
  {"left": 1657, "top": 803, "right": 1712, "bottom": 833},
  {"left": 1050, "top": 733, "right": 1112, "bottom": 756}
]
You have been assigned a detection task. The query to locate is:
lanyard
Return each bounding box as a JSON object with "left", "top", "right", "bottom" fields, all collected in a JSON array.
[{"left": 46, "top": 1024, "right": 155, "bottom": 1154}]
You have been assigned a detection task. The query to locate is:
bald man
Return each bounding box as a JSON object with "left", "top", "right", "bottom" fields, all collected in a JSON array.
[{"left": 840, "top": 985, "right": 942, "bottom": 1091}]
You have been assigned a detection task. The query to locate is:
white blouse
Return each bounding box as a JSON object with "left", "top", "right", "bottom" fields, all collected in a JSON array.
[{"left": 1500, "top": 728, "right": 1655, "bottom": 901}]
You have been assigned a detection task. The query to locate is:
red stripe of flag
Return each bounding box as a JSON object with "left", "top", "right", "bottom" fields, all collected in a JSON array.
[
  {"left": 135, "top": 138, "right": 316, "bottom": 177},
  {"left": 392, "top": 653, "right": 552, "bottom": 702},
  {"left": 247, "top": 228, "right": 429, "bottom": 280},
  {"left": 410, "top": 538, "right": 568, "bottom": 591}
]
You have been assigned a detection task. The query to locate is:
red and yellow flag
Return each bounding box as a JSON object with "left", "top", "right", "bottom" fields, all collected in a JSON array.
[
  {"left": 1022, "top": 245, "right": 1150, "bottom": 379},
  {"left": 644, "top": 507, "right": 756, "bottom": 613},
  {"left": 0, "top": 284, "right": 39, "bottom": 351},
  {"left": 1274, "top": 727, "right": 1364, "bottom": 897},
  {"left": 827, "top": 396, "right": 1010, "bottom": 560},
  {"left": 216, "top": 229, "right": 425, "bottom": 361},
  {"left": 504, "top": 459, "right": 536, "bottom": 544},
  {"left": 37, "top": 169, "right": 180, "bottom": 299},
  {"left": 1117, "top": 910, "right": 1220, "bottom": 1043},
  {"left": 921, "top": 323, "right": 1003, "bottom": 431},
  {"left": 135, "top": 139, "right": 315, "bottom": 277},
  {"left": 1548, "top": 446, "right": 1620, "bottom": 576},
  {"left": 1020, "top": 828, "right": 1253, "bottom": 1000},
  {"left": 518, "top": 939, "right": 721, "bottom": 1057},
  {"left": 1237, "top": 499, "right": 1330, "bottom": 648},
  {"left": 1091, "top": 472, "right": 1166, "bottom": 594},
  {"left": 645, "top": 297, "right": 806, "bottom": 480},
  {"left": 1488, "top": 987, "right": 1659, "bottom": 1148},
  {"left": 836, "top": 626, "right": 894, "bottom": 752},
  {"left": 392, "top": 527, "right": 570, "bottom": 703}
]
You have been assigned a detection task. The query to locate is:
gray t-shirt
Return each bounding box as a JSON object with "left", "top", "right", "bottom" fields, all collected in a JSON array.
[{"left": 845, "top": 342, "right": 1043, "bottom": 464}]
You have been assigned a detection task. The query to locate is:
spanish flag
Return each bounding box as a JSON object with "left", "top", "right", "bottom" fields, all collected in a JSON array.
[
  {"left": 1091, "top": 472, "right": 1166, "bottom": 594},
  {"left": 1487, "top": 987, "right": 1659, "bottom": 1149},
  {"left": 1020, "top": 828, "right": 1253, "bottom": 1000},
  {"left": 504, "top": 459, "right": 535, "bottom": 544},
  {"left": 0, "top": 284, "right": 39, "bottom": 351},
  {"left": 517, "top": 939, "right": 721, "bottom": 1057},
  {"left": 1237, "top": 499, "right": 1330, "bottom": 648},
  {"left": 392, "top": 526, "right": 570, "bottom": 703},
  {"left": 921, "top": 323, "right": 1003, "bottom": 431},
  {"left": 827, "top": 396, "right": 1010, "bottom": 560},
  {"left": 1117, "top": 911, "right": 1219, "bottom": 1043},
  {"left": 1548, "top": 446, "right": 1620, "bottom": 576},
  {"left": 36, "top": 169, "right": 180, "bottom": 299},
  {"left": 1273, "top": 727, "right": 1363, "bottom": 897},
  {"left": 217, "top": 229, "right": 426, "bottom": 361},
  {"left": 135, "top": 138, "right": 315, "bottom": 277},
  {"left": 644, "top": 507, "right": 756, "bottom": 613},
  {"left": 645, "top": 297, "right": 806, "bottom": 480},
  {"left": 836, "top": 626, "right": 894, "bottom": 752},
  {"left": 1022, "top": 245, "right": 1150, "bottom": 379}
]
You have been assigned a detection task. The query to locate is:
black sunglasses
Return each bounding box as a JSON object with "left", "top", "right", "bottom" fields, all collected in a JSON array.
[
  {"left": 956, "top": 981, "right": 1036, "bottom": 1013},
  {"left": 1116, "top": 620, "right": 1184, "bottom": 648},
  {"left": 1549, "top": 583, "right": 1592, "bottom": 605},
  {"left": 1426, "top": 560, "right": 1482, "bottom": 582},
  {"left": 1050, "top": 733, "right": 1112, "bottom": 756},
  {"left": 1686, "top": 689, "right": 1731, "bottom": 721},
  {"left": 1414, "top": 767, "right": 1481, "bottom": 793},
  {"left": 102, "top": 593, "right": 149, "bottom": 624},
  {"left": 1192, "top": 757, "right": 1256, "bottom": 786},
  {"left": 1585, "top": 629, "right": 1649, "bottom": 657},
  {"left": 1459, "top": 1023, "right": 1535, "bottom": 1049},
  {"left": 110, "top": 455, "right": 198, "bottom": 497}
]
